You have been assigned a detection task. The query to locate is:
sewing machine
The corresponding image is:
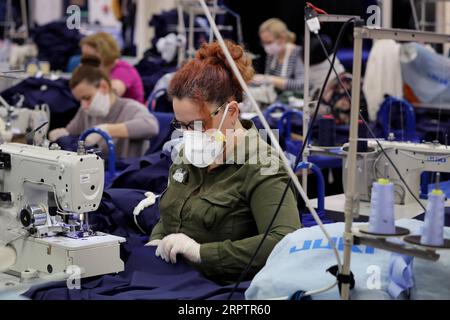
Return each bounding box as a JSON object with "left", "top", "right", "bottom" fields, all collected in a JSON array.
[
  {"left": 0, "top": 95, "right": 50, "bottom": 145},
  {"left": 309, "top": 140, "right": 450, "bottom": 218},
  {"left": 0, "top": 143, "right": 125, "bottom": 281}
]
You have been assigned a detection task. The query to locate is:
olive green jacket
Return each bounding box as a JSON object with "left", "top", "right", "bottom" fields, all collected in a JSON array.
[{"left": 150, "top": 121, "right": 301, "bottom": 284}]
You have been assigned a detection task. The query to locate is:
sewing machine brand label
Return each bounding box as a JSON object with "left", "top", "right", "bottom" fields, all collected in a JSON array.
[
  {"left": 80, "top": 174, "right": 91, "bottom": 184},
  {"left": 426, "top": 156, "right": 447, "bottom": 164}
]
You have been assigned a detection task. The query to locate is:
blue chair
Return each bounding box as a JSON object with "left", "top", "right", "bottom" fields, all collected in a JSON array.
[
  {"left": 277, "top": 109, "right": 304, "bottom": 156},
  {"left": 295, "top": 162, "right": 334, "bottom": 227},
  {"left": 275, "top": 109, "right": 342, "bottom": 170},
  {"left": 263, "top": 102, "right": 289, "bottom": 128},
  {"left": 147, "top": 88, "right": 167, "bottom": 111},
  {"left": 377, "top": 96, "right": 418, "bottom": 142},
  {"left": 79, "top": 128, "right": 117, "bottom": 186},
  {"left": 67, "top": 55, "right": 81, "bottom": 73},
  {"left": 147, "top": 88, "right": 173, "bottom": 113}
]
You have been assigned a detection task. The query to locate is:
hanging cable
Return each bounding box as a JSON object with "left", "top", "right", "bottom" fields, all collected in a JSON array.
[
  {"left": 314, "top": 33, "right": 427, "bottom": 212},
  {"left": 225, "top": 16, "right": 357, "bottom": 301}
]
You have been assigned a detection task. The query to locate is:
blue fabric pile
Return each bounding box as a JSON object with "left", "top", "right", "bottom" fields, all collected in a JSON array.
[
  {"left": 31, "top": 21, "right": 83, "bottom": 71},
  {"left": 24, "top": 245, "right": 249, "bottom": 300}
]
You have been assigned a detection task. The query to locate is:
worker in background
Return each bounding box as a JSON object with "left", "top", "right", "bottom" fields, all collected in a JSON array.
[
  {"left": 253, "top": 18, "right": 304, "bottom": 92},
  {"left": 147, "top": 41, "right": 301, "bottom": 284},
  {"left": 80, "top": 32, "right": 145, "bottom": 104},
  {"left": 48, "top": 55, "right": 159, "bottom": 159}
]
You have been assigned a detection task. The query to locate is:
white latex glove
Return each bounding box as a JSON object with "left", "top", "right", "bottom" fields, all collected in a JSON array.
[
  {"left": 48, "top": 128, "right": 69, "bottom": 142},
  {"left": 155, "top": 234, "right": 201, "bottom": 264},
  {"left": 145, "top": 239, "right": 161, "bottom": 247},
  {"left": 85, "top": 124, "right": 109, "bottom": 146}
]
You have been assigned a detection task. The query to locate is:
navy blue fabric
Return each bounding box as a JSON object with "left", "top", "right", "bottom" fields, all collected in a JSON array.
[
  {"left": 290, "top": 290, "right": 312, "bottom": 301},
  {"left": 110, "top": 152, "right": 172, "bottom": 194},
  {"left": 23, "top": 187, "right": 250, "bottom": 300},
  {"left": 416, "top": 113, "right": 450, "bottom": 144},
  {"left": 23, "top": 245, "right": 249, "bottom": 300},
  {"left": 0, "top": 0, "right": 8, "bottom": 25},
  {"left": 134, "top": 56, "right": 177, "bottom": 99},
  {"left": 152, "top": 92, "right": 174, "bottom": 113},
  {"left": 372, "top": 101, "right": 450, "bottom": 144},
  {"left": 31, "top": 21, "right": 83, "bottom": 71},
  {"left": 148, "top": 10, "right": 183, "bottom": 51},
  {"left": 1, "top": 77, "right": 80, "bottom": 130},
  {"left": 90, "top": 189, "right": 162, "bottom": 238},
  {"left": 55, "top": 135, "right": 83, "bottom": 152},
  {"left": 147, "top": 112, "right": 175, "bottom": 155}
]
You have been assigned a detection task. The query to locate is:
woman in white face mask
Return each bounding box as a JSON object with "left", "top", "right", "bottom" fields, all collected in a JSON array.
[
  {"left": 48, "top": 55, "right": 159, "bottom": 159},
  {"left": 147, "top": 41, "right": 301, "bottom": 285},
  {"left": 253, "top": 18, "right": 305, "bottom": 92}
]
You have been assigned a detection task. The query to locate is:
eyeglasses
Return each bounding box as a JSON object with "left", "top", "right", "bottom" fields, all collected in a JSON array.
[{"left": 171, "top": 102, "right": 228, "bottom": 131}]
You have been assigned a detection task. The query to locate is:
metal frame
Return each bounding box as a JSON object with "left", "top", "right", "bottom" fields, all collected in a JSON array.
[
  {"left": 417, "top": 0, "right": 450, "bottom": 31},
  {"left": 341, "top": 26, "right": 450, "bottom": 300},
  {"left": 177, "top": 0, "right": 237, "bottom": 60},
  {"left": 302, "top": 14, "right": 360, "bottom": 194}
]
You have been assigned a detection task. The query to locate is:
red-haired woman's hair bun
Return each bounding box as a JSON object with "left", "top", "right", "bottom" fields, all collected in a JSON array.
[
  {"left": 169, "top": 40, "right": 254, "bottom": 106},
  {"left": 196, "top": 40, "right": 254, "bottom": 84}
]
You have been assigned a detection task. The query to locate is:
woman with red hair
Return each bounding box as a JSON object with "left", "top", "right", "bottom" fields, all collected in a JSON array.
[{"left": 147, "top": 40, "right": 300, "bottom": 284}]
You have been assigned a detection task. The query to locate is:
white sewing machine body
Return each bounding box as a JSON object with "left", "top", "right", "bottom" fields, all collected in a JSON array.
[
  {"left": 0, "top": 94, "right": 51, "bottom": 144},
  {"left": 0, "top": 143, "right": 125, "bottom": 280},
  {"left": 9, "top": 235, "right": 124, "bottom": 279},
  {"left": 309, "top": 140, "right": 450, "bottom": 217},
  {"left": 342, "top": 140, "right": 450, "bottom": 205}
]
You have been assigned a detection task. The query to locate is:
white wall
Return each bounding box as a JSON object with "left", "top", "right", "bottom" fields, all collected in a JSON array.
[
  {"left": 136, "top": 0, "right": 176, "bottom": 59},
  {"left": 435, "top": 1, "right": 450, "bottom": 56}
]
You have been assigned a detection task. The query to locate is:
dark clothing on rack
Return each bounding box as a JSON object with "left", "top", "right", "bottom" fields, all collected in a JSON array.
[
  {"left": 31, "top": 21, "right": 83, "bottom": 71},
  {"left": 119, "top": 0, "right": 137, "bottom": 56},
  {"left": 134, "top": 56, "right": 177, "bottom": 100}
]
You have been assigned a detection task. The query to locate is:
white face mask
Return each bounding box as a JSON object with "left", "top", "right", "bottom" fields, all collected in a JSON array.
[
  {"left": 183, "top": 104, "right": 230, "bottom": 168},
  {"left": 263, "top": 41, "right": 283, "bottom": 56},
  {"left": 86, "top": 91, "right": 111, "bottom": 118}
]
